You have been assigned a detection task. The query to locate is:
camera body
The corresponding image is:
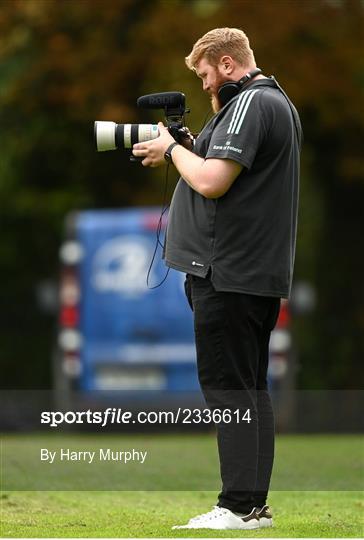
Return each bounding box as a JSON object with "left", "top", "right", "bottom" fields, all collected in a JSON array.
[{"left": 94, "top": 92, "right": 189, "bottom": 153}]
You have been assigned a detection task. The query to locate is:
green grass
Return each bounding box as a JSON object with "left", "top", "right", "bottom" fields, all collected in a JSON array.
[
  {"left": 1, "top": 433, "right": 363, "bottom": 537},
  {"left": 2, "top": 433, "right": 363, "bottom": 491},
  {"left": 1, "top": 490, "right": 363, "bottom": 537}
]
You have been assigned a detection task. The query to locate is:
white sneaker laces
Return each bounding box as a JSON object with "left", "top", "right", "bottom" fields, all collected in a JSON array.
[{"left": 189, "top": 506, "right": 229, "bottom": 523}]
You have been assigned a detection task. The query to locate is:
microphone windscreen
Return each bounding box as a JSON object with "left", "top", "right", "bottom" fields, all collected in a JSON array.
[{"left": 137, "top": 92, "right": 185, "bottom": 110}]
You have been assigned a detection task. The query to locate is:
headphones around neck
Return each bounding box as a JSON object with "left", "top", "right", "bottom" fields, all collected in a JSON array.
[{"left": 218, "top": 68, "right": 262, "bottom": 107}]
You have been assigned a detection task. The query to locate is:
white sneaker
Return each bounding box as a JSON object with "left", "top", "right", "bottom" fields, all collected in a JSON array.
[
  {"left": 172, "top": 506, "right": 260, "bottom": 530},
  {"left": 256, "top": 505, "right": 273, "bottom": 528}
]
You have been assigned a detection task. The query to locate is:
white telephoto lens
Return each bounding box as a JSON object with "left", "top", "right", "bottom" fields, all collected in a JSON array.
[
  {"left": 123, "top": 124, "right": 159, "bottom": 148},
  {"left": 94, "top": 121, "right": 116, "bottom": 151},
  {"left": 123, "top": 124, "right": 132, "bottom": 148},
  {"left": 138, "top": 124, "right": 159, "bottom": 143}
]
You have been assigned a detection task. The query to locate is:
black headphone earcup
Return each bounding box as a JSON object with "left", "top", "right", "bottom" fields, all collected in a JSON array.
[
  {"left": 218, "top": 82, "right": 240, "bottom": 107},
  {"left": 218, "top": 69, "right": 262, "bottom": 107}
]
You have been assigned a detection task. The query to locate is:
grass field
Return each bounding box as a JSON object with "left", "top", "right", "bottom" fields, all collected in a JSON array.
[{"left": 1, "top": 433, "right": 363, "bottom": 538}]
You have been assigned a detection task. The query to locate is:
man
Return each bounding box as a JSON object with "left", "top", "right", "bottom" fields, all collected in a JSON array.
[{"left": 133, "top": 27, "right": 301, "bottom": 530}]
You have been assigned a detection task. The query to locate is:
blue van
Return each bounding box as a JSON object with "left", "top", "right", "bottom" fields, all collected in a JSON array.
[
  {"left": 54, "top": 206, "right": 294, "bottom": 427},
  {"left": 55, "top": 207, "right": 203, "bottom": 409}
]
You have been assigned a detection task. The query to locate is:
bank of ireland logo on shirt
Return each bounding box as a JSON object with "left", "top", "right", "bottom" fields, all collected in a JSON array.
[{"left": 227, "top": 89, "right": 260, "bottom": 135}]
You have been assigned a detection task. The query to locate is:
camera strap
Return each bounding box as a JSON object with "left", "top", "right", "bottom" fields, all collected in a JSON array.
[
  {"left": 241, "top": 76, "right": 302, "bottom": 147},
  {"left": 270, "top": 77, "right": 303, "bottom": 147}
]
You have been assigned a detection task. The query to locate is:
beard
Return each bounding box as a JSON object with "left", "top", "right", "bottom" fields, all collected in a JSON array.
[
  {"left": 210, "top": 93, "right": 222, "bottom": 113},
  {"left": 210, "top": 68, "right": 227, "bottom": 113}
]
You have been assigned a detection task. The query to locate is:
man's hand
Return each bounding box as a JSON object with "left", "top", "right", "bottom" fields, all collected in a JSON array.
[
  {"left": 177, "top": 127, "right": 195, "bottom": 151},
  {"left": 133, "top": 121, "right": 242, "bottom": 199},
  {"left": 132, "top": 122, "right": 175, "bottom": 167}
]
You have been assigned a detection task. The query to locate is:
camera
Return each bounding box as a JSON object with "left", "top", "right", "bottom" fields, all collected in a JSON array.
[
  {"left": 94, "top": 122, "right": 159, "bottom": 152},
  {"left": 94, "top": 92, "right": 189, "bottom": 154}
]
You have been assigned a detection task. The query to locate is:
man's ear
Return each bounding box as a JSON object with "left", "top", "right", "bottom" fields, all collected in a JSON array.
[{"left": 219, "top": 55, "right": 234, "bottom": 75}]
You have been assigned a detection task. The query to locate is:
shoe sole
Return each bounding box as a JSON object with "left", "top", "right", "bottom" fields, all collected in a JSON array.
[
  {"left": 172, "top": 520, "right": 260, "bottom": 530},
  {"left": 259, "top": 517, "right": 273, "bottom": 528}
]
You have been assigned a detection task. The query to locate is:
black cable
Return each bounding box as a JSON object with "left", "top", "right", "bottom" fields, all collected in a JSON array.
[
  {"left": 146, "top": 111, "right": 209, "bottom": 289},
  {"left": 146, "top": 163, "right": 173, "bottom": 289},
  {"left": 200, "top": 108, "right": 213, "bottom": 131}
]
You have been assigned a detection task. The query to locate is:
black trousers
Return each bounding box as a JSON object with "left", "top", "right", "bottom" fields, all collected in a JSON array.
[{"left": 185, "top": 273, "right": 280, "bottom": 514}]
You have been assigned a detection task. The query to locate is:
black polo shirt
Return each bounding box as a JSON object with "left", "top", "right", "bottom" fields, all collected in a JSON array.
[{"left": 163, "top": 77, "right": 302, "bottom": 298}]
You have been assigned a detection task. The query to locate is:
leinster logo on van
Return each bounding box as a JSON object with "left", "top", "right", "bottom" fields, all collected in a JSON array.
[{"left": 92, "top": 236, "right": 155, "bottom": 297}]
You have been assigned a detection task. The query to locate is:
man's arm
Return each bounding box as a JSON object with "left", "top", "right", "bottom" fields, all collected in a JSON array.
[{"left": 132, "top": 122, "right": 242, "bottom": 199}]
